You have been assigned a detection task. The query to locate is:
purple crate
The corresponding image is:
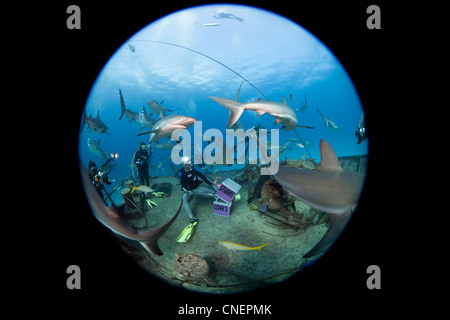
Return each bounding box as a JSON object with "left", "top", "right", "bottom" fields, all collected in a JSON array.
[
  {"left": 215, "top": 178, "right": 241, "bottom": 203},
  {"left": 213, "top": 201, "right": 232, "bottom": 217}
]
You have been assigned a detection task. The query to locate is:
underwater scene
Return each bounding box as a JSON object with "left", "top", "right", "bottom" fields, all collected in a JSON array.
[{"left": 78, "top": 4, "right": 368, "bottom": 294}]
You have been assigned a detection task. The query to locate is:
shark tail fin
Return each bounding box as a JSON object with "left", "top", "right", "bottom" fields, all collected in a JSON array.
[
  {"left": 234, "top": 82, "right": 243, "bottom": 100},
  {"left": 80, "top": 109, "right": 87, "bottom": 132},
  {"left": 316, "top": 109, "right": 329, "bottom": 127},
  {"left": 139, "top": 241, "right": 163, "bottom": 256},
  {"left": 303, "top": 211, "right": 351, "bottom": 258},
  {"left": 119, "top": 89, "right": 126, "bottom": 120},
  {"left": 208, "top": 96, "right": 245, "bottom": 128},
  {"left": 138, "top": 198, "right": 184, "bottom": 256}
]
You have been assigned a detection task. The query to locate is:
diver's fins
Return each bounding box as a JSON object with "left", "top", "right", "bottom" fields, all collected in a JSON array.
[{"left": 176, "top": 221, "right": 198, "bottom": 243}]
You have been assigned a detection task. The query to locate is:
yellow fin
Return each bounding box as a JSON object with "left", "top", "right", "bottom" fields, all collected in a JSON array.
[{"left": 255, "top": 243, "right": 271, "bottom": 251}]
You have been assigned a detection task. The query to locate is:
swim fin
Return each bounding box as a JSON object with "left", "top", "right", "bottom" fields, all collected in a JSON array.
[{"left": 176, "top": 221, "right": 198, "bottom": 243}]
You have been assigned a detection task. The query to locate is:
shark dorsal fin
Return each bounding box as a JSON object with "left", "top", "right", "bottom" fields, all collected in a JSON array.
[
  {"left": 282, "top": 96, "right": 288, "bottom": 105},
  {"left": 96, "top": 110, "right": 100, "bottom": 119},
  {"left": 316, "top": 139, "right": 342, "bottom": 172},
  {"left": 234, "top": 82, "right": 243, "bottom": 100}
]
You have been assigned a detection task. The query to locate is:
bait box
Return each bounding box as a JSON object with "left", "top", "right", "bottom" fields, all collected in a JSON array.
[
  {"left": 215, "top": 178, "right": 241, "bottom": 203},
  {"left": 213, "top": 201, "right": 232, "bottom": 217}
]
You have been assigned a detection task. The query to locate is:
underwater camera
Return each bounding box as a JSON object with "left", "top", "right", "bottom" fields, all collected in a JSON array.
[{"left": 78, "top": 4, "right": 368, "bottom": 294}]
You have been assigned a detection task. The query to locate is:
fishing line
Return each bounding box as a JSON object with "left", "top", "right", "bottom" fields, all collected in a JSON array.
[
  {"left": 136, "top": 39, "right": 270, "bottom": 101},
  {"left": 134, "top": 39, "right": 314, "bottom": 159},
  {"left": 131, "top": 149, "right": 138, "bottom": 183},
  {"left": 293, "top": 129, "right": 313, "bottom": 159}
]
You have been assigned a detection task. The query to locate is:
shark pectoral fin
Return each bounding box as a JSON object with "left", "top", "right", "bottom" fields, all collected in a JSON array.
[
  {"left": 303, "top": 211, "right": 351, "bottom": 258},
  {"left": 172, "top": 132, "right": 181, "bottom": 143},
  {"left": 137, "top": 129, "right": 159, "bottom": 136},
  {"left": 297, "top": 125, "right": 314, "bottom": 129},
  {"left": 139, "top": 241, "right": 163, "bottom": 256}
]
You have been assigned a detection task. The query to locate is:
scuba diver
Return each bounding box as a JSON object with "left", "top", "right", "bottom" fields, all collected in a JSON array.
[
  {"left": 88, "top": 160, "right": 112, "bottom": 202},
  {"left": 177, "top": 157, "right": 219, "bottom": 223},
  {"left": 134, "top": 142, "right": 151, "bottom": 186},
  {"left": 355, "top": 115, "right": 368, "bottom": 144}
]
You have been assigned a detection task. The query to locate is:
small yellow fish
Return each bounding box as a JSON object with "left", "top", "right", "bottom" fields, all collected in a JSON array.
[
  {"left": 219, "top": 241, "right": 271, "bottom": 252},
  {"left": 130, "top": 185, "right": 153, "bottom": 194}
]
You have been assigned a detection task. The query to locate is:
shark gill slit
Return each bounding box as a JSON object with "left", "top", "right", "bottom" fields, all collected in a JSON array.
[{"left": 134, "top": 39, "right": 313, "bottom": 159}]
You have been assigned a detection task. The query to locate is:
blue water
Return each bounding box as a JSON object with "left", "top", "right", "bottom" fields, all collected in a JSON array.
[{"left": 78, "top": 4, "right": 368, "bottom": 205}]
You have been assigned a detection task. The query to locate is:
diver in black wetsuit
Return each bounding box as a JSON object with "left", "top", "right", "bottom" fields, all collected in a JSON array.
[
  {"left": 88, "top": 160, "right": 112, "bottom": 201},
  {"left": 134, "top": 142, "right": 151, "bottom": 186},
  {"left": 355, "top": 115, "right": 368, "bottom": 144},
  {"left": 177, "top": 157, "right": 219, "bottom": 223}
]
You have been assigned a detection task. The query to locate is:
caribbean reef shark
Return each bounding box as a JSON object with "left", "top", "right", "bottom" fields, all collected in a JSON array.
[
  {"left": 209, "top": 95, "right": 314, "bottom": 131},
  {"left": 316, "top": 109, "right": 339, "bottom": 130},
  {"left": 146, "top": 99, "right": 172, "bottom": 117},
  {"left": 254, "top": 134, "right": 365, "bottom": 258},
  {"left": 81, "top": 109, "right": 110, "bottom": 134},
  {"left": 87, "top": 138, "right": 113, "bottom": 160},
  {"left": 137, "top": 114, "right": 196, "bottom": 143},
  {"left": 119, "top": 89, "right": 156, "bottom": 129},
  {"left": 80, "top": 162, "right": 182, "bottom": 255}
]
